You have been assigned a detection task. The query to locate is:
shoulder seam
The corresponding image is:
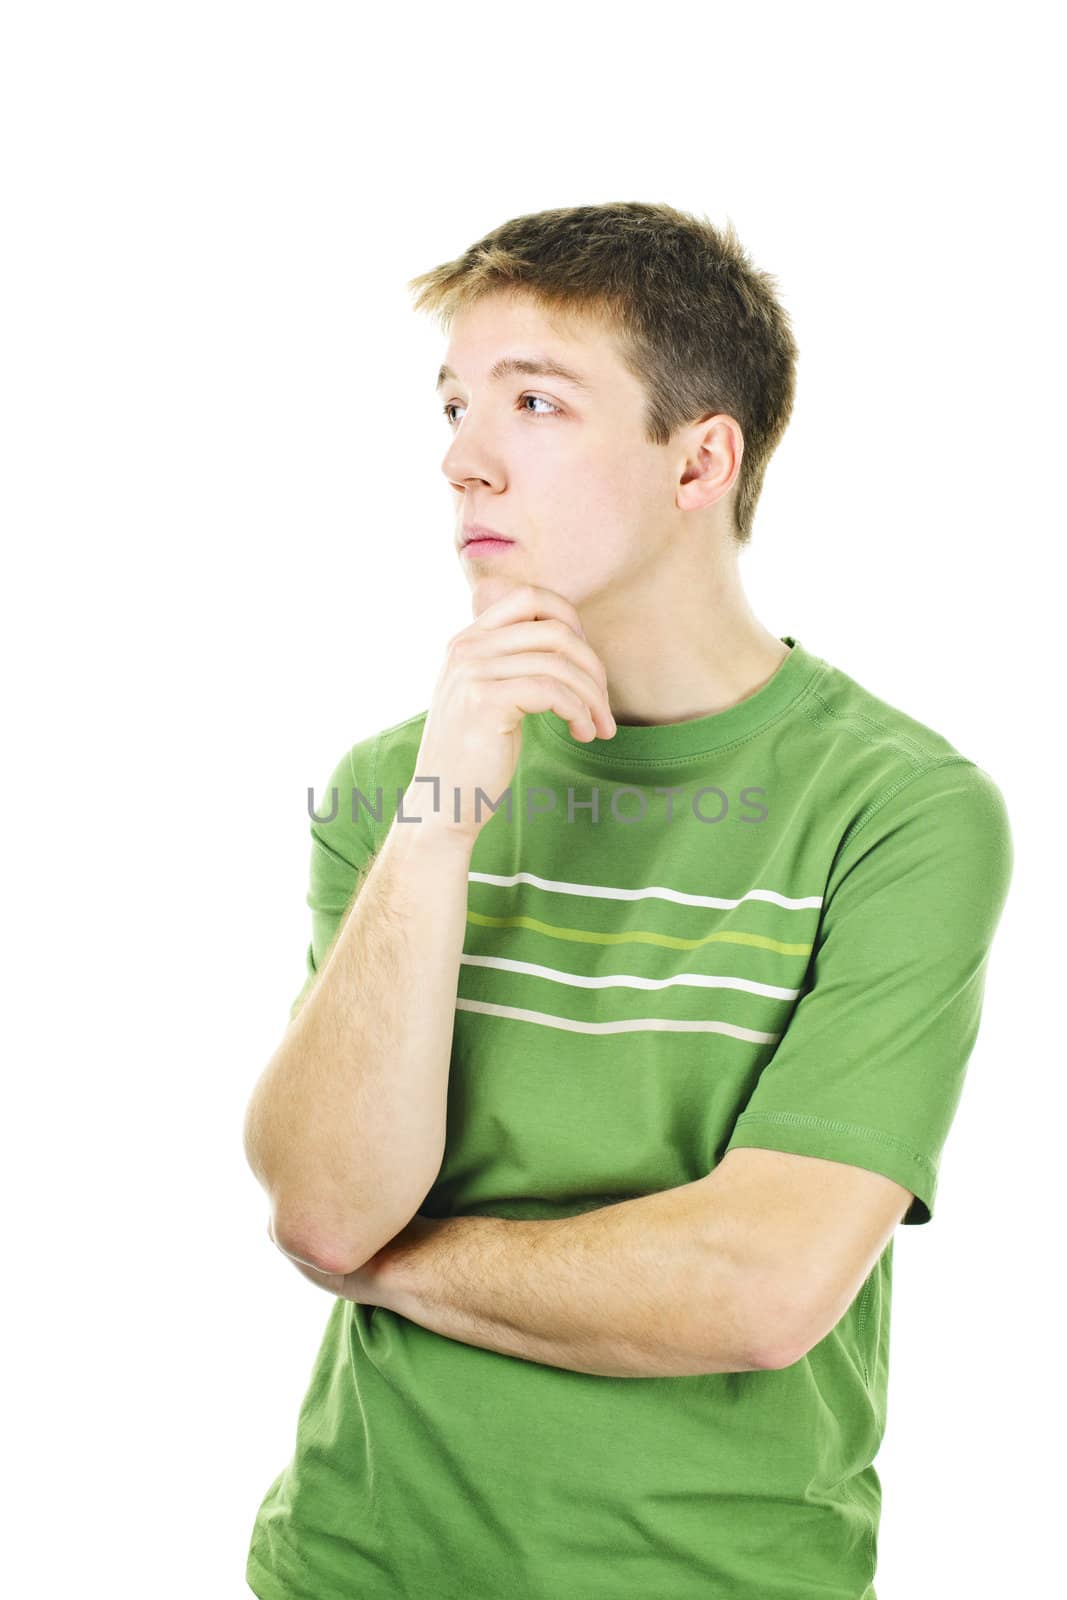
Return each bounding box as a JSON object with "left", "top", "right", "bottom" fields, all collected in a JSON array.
[{"left": 799, "top": 681, "right": 939, "bottom": 767}]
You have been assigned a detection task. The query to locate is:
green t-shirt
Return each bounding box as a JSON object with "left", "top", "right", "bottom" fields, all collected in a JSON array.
[{"left": 246, "top": 636, "right": 1013, "bottom": 1600}]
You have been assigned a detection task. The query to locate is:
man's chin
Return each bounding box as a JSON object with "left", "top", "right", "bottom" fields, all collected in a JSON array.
[{"left": 470, "top": 571, "right": 529, "bottom": 618}]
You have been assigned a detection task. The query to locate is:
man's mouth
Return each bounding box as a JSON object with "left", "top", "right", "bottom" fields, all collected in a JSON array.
[
  {"left": 460, "top": 523, "right": 517, "bottom": 556},
  {"left": 461, "top": 536, "right": 517, "bottom": 558},
  {"left": 460, "top": 531, "right": 511, "bottom": 550}
]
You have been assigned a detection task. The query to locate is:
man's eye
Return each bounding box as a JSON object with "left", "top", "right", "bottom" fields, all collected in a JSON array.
[
  {"left": 441, "top": 393, "right": 561, "bottom": 424},
  {"left": 519, "top": 394, "right": 561, "bottom": 418}
]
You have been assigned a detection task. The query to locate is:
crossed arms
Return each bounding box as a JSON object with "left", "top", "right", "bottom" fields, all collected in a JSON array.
[{"left": 268, "top": 1145, "right": 913, "bottom": 1378}]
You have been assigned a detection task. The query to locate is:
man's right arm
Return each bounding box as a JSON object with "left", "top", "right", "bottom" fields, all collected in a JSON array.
[
  {"left": 244, "top": 580, "right": 616, "bottom": 1278},
  {"left": 242, "top": 794, "right": 475, "bottom": 1276}
]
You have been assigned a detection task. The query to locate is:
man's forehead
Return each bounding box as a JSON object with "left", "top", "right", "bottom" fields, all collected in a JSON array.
[{"left": 437, "top": 300, "right": 627, "bottom": 393}]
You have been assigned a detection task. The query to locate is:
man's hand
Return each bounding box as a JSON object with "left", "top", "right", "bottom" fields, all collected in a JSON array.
[{"left": 409, "top": 580, "right": 616, "bottom": 843}]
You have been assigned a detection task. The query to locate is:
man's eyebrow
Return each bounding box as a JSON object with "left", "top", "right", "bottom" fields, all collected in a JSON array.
[{"left": 435, "top": 355, "right": 594, "bottom": 394}]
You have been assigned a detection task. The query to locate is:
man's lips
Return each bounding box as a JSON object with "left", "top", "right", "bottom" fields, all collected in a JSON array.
[
  {"left": 459, "top": 523, "right": 517, "bottom": 557},
  {"left": 461, "top": 523, "right": 515, "bottom": 545},
  {"left": 461, "top": 536, "right": 517, "bottom": 557}
]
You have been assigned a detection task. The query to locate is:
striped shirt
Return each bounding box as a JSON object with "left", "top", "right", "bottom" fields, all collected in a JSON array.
[{"left": 247, "top": 635, "right": 1013, "bottom": 1600}]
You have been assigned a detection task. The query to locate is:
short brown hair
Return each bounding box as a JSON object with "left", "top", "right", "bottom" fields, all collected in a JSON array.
[{"left": 406, "top": 201, "right": 798, "bottom": 547}]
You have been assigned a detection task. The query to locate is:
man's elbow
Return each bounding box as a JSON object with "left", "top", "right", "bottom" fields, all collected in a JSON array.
[
  {"left": 269, "top": 1200, "right": 410, "bottom": 1277},
  {"left": 752, "top": 1332, "right": 810, "bottom": 1372},
  {"left": 687, "top": 1255, "right": 801, "bottom": 1374},
  {"left": 734, "top": 1324, "right": 803, "bottom": 1374},
  {"left": 728, "top": 1262, "right": 815, "bottom": 1373}
]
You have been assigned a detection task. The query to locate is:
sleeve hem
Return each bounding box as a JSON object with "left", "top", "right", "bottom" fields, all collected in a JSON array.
[{"left": 723, "top": 1109, "right": 937, "bottom": 1225}]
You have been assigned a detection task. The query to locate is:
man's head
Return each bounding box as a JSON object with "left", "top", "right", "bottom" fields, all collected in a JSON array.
[{"left": 407, "top": 201, "right": 797, "bottom": 612}]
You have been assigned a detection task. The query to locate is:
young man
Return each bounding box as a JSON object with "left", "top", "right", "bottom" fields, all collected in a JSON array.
[{"left": 243, "top": 202, "right": 1013, "bottom": 1599}]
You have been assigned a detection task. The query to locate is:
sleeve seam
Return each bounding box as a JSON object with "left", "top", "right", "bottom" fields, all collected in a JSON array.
[
  {"left": 730, "top": 1109, "right": 937, "bottom": 1180},
  {"left": 836, "top": 755, "right": 978, "bottom": 861},
  {"left": 345, "top": 728, "right": 385, "bottom": 855},
  {"left": 369, "top": 729, "right": 382, "bottom": 852}
]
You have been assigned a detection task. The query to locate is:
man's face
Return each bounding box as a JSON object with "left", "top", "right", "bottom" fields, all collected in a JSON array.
[{"left": 437, "top": 292, "right": 683, "bottom": 611}]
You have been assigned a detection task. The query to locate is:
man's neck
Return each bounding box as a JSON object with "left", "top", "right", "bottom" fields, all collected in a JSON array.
[{"left": 580, "top": 556, "right": 790, "bottom": 729}]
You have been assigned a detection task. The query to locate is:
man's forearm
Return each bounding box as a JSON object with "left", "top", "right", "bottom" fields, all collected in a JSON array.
[
  {"left": 375, "top": 1179, "right": 770, "bottom": 1378},
  {"left": 244, "top": 800, "right": 476, "bottom": 1273}
]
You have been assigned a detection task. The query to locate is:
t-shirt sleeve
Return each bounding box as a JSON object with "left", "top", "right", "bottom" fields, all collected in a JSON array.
[
  {"left": 722, "top": 759, "right": 1014, "bottom": 1224},
  {"left": 288, "top": 733, "right": 383, "bottom": 1023}
]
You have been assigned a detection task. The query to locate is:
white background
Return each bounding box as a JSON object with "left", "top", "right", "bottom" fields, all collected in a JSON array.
[{"left": 3, "top": 3, "right": 1061, "bottom": 1595}]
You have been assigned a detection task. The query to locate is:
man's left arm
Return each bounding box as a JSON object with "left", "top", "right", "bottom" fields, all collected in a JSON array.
[
  {"left": 270, "top": 1149, "right": 913, "bottom": 1379},
  {"left": 373, "top": 1178, "right": 769, "bottom": 1378},
  {"left": 272, "top": 1175, "right": 764, "bottom": 1377}
]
